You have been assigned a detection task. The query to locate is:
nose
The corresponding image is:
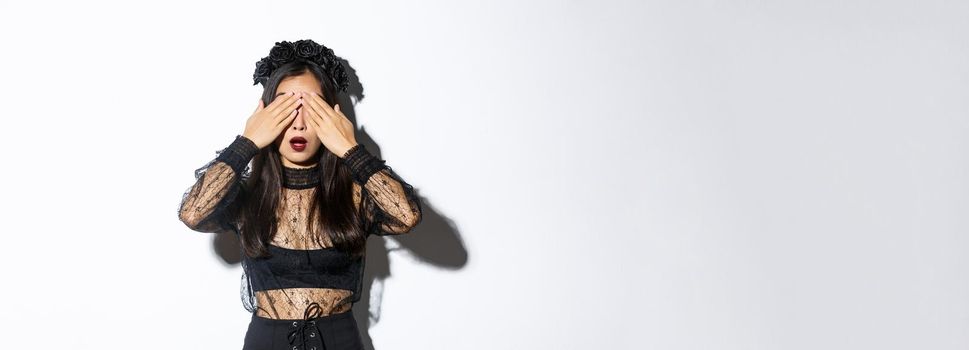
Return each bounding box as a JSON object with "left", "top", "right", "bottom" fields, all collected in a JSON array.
[{"left": 291, "top": 105, "right": 306, "bottom": 131}]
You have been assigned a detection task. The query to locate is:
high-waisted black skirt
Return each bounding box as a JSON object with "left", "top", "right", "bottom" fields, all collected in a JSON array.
[{"left": 242, "top": 305, "right": 364, "bottom": 350}]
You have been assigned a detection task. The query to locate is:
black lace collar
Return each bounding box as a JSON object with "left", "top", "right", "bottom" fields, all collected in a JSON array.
[{"left": 282, "top": 163, "right": 321, "bottom": 189}]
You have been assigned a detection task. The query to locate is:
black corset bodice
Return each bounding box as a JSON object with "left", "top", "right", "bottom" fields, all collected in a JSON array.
[{"left": 244, "top": 244, "right": 364, "bottom": 293}]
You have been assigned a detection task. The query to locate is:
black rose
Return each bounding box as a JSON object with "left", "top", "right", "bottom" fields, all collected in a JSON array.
[
  {"left": 268, "top": 41, "right": 296, "bottom": 64},
  {"left": 294, "top": 39, "right": 322, "bottom": 58},
  {"left": 315, "top": 52, "right": 332, "bottom": 67},
  {"left": 332, "top": 64, "right": 349, "bottom": 91},
  {"left": 253, "top": 57, "right": 274, "bottom": 78}
]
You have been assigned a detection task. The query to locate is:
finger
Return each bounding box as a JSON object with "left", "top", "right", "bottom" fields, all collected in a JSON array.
[
  {"left": 264, "top": 91, "right": 291, "bottom": 112},
  {"left": 304, "top": 100, "right": 327, "bottom": 128},
  {"left": 304, "top": 109, "right": 325, "bottom": 138},
  {"left": 272, "top": 92, "right": 302, "bottom": 116},
  {"left": 271, "top": 95, "right": 303, "bottom": 123},
  {"left": 315, "top": 94, "right": 348, "bottom": 125},
  {"left": 303, "top": 91, "right": 337, "bottom": 119},
  {"left": 305, "top": 110, "right": 320, "bottom": 132},
  {"left": 275, "top": 108, "right": 298, "bottom": 130},
  {"left": 267, "top": 91, "right": 301, "bottom": 115},
  {"left": 302, "top": 94, "right": 330, "bottom": 125},
  {"left": 255, "top": 98, "right": 264, "bottom": 113},
  {"left": 333, "top": 104, "right": 354, "bottom": 129}
]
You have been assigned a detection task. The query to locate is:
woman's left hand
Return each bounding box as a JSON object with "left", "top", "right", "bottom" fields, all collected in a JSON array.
[{"left": 299, "top": 91, "right": 358, "bottom": 158}]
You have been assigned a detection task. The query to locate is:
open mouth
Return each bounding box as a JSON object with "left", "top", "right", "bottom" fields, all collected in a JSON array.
[{"left": 289, "top": 136, "right": 307, "bottom": 151}]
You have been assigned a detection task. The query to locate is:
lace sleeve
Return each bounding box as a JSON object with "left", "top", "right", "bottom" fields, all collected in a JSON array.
[
  {"left": 342, "top": 144, "right": 423, "bottom": 235},
  {"left": 178, "top": 135, "right": 260, "bottom": 234}
]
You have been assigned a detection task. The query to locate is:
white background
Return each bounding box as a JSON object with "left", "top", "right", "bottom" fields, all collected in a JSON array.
[{"left": 1, "top": 0, "right": 967, "bottom": 349}]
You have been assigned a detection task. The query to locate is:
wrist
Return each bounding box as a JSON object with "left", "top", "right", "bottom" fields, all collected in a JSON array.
[
  {"left": 339, "top": 143, "right": 386, "bottom": 185},
  {"left": 217, "top": 135, "right": 260, "bottom": 175},
  {"left": 339, "top": 143, "right": 360, "bottom": 159}
]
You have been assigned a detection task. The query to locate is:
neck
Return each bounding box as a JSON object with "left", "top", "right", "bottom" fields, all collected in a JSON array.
[{"left": 282, "top": 162, "right": 321, "bottom": 189}]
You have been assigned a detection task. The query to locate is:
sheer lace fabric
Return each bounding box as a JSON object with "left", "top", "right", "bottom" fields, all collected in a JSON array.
[
  {"left": 178, "top": 160, "right": 242, "bottom": 235},
  {"left": 178, "top": 135, "right": 422, "bottom": 320}
]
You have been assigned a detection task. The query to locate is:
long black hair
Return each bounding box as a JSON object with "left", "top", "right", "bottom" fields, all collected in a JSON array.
[{"left": 235, "top": 59, "right": 367, "bottom": 259}]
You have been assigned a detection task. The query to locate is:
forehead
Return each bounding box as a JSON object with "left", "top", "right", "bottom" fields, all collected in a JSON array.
[{"left": 275, "top": 74, "right": 323, "bottom": 97}]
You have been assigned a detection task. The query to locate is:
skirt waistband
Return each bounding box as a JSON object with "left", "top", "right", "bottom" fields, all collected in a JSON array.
[
  {"left": 249, "top": 303, "right": 357, "bottom": 349},
  {"left": 249, "top": 303, "right": 355, "bottom": 325}
]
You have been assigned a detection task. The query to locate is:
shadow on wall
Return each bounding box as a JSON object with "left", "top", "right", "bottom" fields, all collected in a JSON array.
[{"left": 209, "top": 59, "right": 469, "bottom": 350}]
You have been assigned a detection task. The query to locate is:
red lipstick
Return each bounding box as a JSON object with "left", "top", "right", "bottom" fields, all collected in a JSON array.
[{"left": 289, "top": 136, "right": 307, "bottom": 152}]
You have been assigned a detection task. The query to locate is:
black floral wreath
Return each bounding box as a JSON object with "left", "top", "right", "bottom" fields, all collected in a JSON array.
[{"left": 252, "top": 39, "right": 350, "bottom": 92}]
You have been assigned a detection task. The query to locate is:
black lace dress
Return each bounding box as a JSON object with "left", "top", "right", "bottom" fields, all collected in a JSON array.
[{"left": 178, "top": 134, "right": 422, "bottom": 349}]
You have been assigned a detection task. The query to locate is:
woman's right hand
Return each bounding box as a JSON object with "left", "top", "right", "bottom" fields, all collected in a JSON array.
[{"left": 242, "top": 91, "right": 303, "bottom": 149}]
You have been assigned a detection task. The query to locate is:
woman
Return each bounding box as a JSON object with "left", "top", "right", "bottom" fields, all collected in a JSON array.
[{"left": 178, "top": 39, "right": 422, "bottom": 350}]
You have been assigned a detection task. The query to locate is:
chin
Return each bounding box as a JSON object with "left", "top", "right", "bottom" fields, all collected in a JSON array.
[{"left": 280, "top": 146, "right": 322, "bottom": 165}]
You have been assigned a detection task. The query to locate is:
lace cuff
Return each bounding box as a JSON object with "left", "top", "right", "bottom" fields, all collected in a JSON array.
[
  {"left": 340, "top": 144, "right": 387, "bottom": 186},
  {"left": 216, "top": 135, "right": 259, "bottom": 175}
]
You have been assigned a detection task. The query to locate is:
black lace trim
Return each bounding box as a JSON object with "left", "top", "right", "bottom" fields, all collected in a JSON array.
[
  {"left": 216, "top": 135, "right": 259, "bottom": 175},
  {"left": 340, "top": 144, "right": 387, "bottom": 186},
  {"left": 282, "top": 163, "right": 321, "bottom": 189}
]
